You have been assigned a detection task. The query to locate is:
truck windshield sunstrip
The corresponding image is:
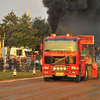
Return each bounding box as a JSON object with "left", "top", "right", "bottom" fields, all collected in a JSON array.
[{"left": 44, "top": 40, "right": 77, "bottom": 52}]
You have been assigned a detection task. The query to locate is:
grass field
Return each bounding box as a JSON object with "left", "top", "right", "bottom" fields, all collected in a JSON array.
[{"left": 0, "top": 71, "right": 42, "bottom": 81}]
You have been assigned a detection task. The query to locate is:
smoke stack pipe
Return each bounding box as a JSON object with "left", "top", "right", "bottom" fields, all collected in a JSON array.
[
  {"left": 51, "top": 33, "right": 56, "bottom": 37},
  {"left": 51, "top": 33, "right": 53, "bottom": 37}
]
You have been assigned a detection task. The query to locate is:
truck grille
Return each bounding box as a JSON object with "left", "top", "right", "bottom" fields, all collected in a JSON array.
[{"left": 45, "top": 56, "right": 76, "bottom": 64}]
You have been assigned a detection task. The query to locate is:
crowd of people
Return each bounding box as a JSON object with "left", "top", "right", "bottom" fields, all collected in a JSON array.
[
  {"left": 8, "top": 56, "right": 31, "bottom": 71},
  {"left": 0, "top": 53, "right": 42, "bottom": 72}
]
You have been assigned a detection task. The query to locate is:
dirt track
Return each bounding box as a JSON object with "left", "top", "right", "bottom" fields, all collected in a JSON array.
[{"left": 0, "top": 74, "right": 100, "bottom": 100}]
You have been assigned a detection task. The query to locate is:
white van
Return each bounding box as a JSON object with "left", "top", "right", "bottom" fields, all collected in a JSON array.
[{"left": 10, "top": 47, "right": 32, "bottom": 58}]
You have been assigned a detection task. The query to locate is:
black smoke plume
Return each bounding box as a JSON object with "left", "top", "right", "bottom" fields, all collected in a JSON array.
[
  {"left": 43, "top": 0, "right": 68, "bottom": 33},
  {"left": 42, "top": 0, "right": 100, "bottom": 34},
  {"left": 42, "top": 0, "right": 100, "bottom": 49}
]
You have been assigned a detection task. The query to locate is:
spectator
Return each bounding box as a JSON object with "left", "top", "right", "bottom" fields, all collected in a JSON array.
[
  {"left": 11, "top": 56, "right": 19, "bottom": 70},
  {"left": 26, "top": 57, "right": 31, "bottom": 70},
  {"left": 21, "top": 57, "right": 27, "bottom": 71},
  {"left": 8, "top": 56, "right": 15, "bottom": 70},
  {"left": 8, "top": 56, "right": 13, "bottom": 71},
  {"left": 16, "top": 57, "right": 20, "bottom": 71},
  {"left": 13, "top": 56, "right": 17, "bottom": 69},
  {"left": 21, "top": 57, "right": 24, "bottom": 71},
  {"left": 19, "top": 58, "right": 22, "bottom": 71},
  {"left": 31, "top": 53, "right": 35, "bottom": 66},
  {"left": 0, "top": 57, "right": 4, "bottom": 71},
  {"left": 81, "top": 48, "right": 88, "bottom": 54}
]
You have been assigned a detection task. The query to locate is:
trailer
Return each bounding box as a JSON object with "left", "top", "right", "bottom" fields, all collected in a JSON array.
[
  {"left": 40, "top": 34, "right": 99, "bottom": 82},
  {"left": 1, "top": 46, "right": 38, "bottom": 71},
  {"left": 79, "top": 35, "right": 99, "bottom": 79}
]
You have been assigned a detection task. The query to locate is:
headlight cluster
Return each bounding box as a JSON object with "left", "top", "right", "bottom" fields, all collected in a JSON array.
[
  {"left": 45, "top": 71, "right": 48, "bottom": 73},
  {"left": 52, "top": 66, "right": 67, "bottom": 71},
  {"left": 71, "top": 66, "right": 79, "bottom": 70}
]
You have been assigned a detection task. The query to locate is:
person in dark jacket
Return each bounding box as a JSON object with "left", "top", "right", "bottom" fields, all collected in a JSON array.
[
  {"left": 0, "top": 57, "right": 4, "bottom": 71},
  {"left": 8, "top": 56, "right": 13, "bottom": 71}
]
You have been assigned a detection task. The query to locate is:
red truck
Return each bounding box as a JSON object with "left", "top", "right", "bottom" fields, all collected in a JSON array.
[{"left": 40, "top": 34, "right": 99, "bottom": 82}]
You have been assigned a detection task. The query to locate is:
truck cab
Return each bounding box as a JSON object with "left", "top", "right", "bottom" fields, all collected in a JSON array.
[
  {"left": 40, "top": 34, "right": 87, "bottom": 82},
  {"left": 40, "top": 34, "right": 99, "bottom": 82}
]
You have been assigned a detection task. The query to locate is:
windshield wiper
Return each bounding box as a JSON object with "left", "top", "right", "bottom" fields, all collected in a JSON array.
[
  {"left": 45, "top": 49, "right": 50, "bottom": 51},
  {"left": 53, "top": 56, "right": 67, "bottom": 64}
]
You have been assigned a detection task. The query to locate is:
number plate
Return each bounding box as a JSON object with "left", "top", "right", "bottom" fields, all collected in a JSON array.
[{"left": 56, "top": 72, "right": 65, "bottom": 76}]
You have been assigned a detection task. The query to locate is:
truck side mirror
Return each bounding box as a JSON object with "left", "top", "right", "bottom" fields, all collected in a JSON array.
[
  {"left": 40, "top": 42, "right": 43, "bottom": 51},
  {"left": 80, "top": 44, "right": 82, "bottom": 51}
]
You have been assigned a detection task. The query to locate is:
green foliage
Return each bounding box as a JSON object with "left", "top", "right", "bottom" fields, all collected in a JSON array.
[
  {"left": 0, "top": 10, "right": 19, "bottom": 36},
  {"left": 0, "top": 11, "right": 48, "bottom": 51},
  {"left": 0, "top": 11, "right": 64, "bottom": 51},
  {"left": 32, "top": 17, "right": 51, "bottom": 40}
]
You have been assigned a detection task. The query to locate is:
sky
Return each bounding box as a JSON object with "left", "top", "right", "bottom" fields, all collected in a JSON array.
[{"left": 0, "top": 0, "right": 48, "bottom": 23}]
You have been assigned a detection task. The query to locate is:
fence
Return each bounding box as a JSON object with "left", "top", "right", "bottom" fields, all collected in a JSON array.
[{"left": 0, "top": 57, "right": 41, "bottom": 72}]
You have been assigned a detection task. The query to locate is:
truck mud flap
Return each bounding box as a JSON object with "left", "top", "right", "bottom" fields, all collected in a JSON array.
[{"left": 91, "top": 64, "right": 98, "bottom": 79}]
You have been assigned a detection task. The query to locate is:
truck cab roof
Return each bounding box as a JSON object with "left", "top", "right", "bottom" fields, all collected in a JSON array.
[{"left": 44, "top": 35, "right": 79, "bottom": 41}]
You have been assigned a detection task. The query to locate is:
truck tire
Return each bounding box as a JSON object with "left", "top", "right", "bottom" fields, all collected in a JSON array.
[
  {"left": 75, "top": 67, "right": 81, "bottom": 83},
  {"left": 82, "top": 65, "right": 88, "bottom": 81},
  {"left": 44, "top": 77, "right": 50, "bottom": 82}
]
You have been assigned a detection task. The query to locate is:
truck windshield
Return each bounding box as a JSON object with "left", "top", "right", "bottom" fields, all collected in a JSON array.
[{"left": 44, "top": 40, "right": 77, "bottom": 52}]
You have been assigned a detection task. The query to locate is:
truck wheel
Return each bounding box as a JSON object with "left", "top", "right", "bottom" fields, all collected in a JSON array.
[
  {"left": 82, "top": 65, "right": 88, "bottom": 81},
  {"left": 44, "top": 77, "right": 50, "bottom": 82},
  {"left": 75, "top": 68, "right": 81, "bottom": 83}
]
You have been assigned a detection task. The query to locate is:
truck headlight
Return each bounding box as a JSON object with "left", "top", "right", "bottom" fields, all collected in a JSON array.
[
  {"left": 71, "top": 66, "right": 76, "bottom": 70},
  {"left": 53, "top": 67, "right": 56, "bottom": 71},
  {"left": 45, "top": 71, "right": 48, "bottom": 73},
  {"left": 64, "top": 67, "right": 67, "bottom": 70},
  {"left": 44, "top": 66, "right": 49, "bottom": 69},
  {"left": 71, "top": 66, "right": 79, "bottom": 70},
  {"left": 57, "top": 67, "right": 60, "bottom": 70}
]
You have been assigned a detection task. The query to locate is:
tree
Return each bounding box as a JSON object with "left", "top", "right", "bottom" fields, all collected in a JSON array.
[
  {"left": 32, "top": 17, "right": 51, "bottom": 40},
  {"left": 5, "top": 13, "right": 41, "bottom": 50},
  {"left": 0, "top": 11, "right": 51, "bottom": 51},
  {"left": 0, "top": 10, "right": 19, "bottom": 37}
]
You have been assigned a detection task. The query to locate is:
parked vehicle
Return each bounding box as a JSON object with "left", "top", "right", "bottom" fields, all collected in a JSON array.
[{"left": 1, "top": 46, "right": 38, "bottom": 71}]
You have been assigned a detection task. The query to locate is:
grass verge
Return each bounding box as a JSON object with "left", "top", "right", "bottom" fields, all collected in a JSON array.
[{"left": 0, "top": 71, "right": 42, "bottom": 81}]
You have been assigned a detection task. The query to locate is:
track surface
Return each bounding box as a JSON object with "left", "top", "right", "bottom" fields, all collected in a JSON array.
[{"left": 0, "top": 74, "right": 100, "bottom": 100}]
